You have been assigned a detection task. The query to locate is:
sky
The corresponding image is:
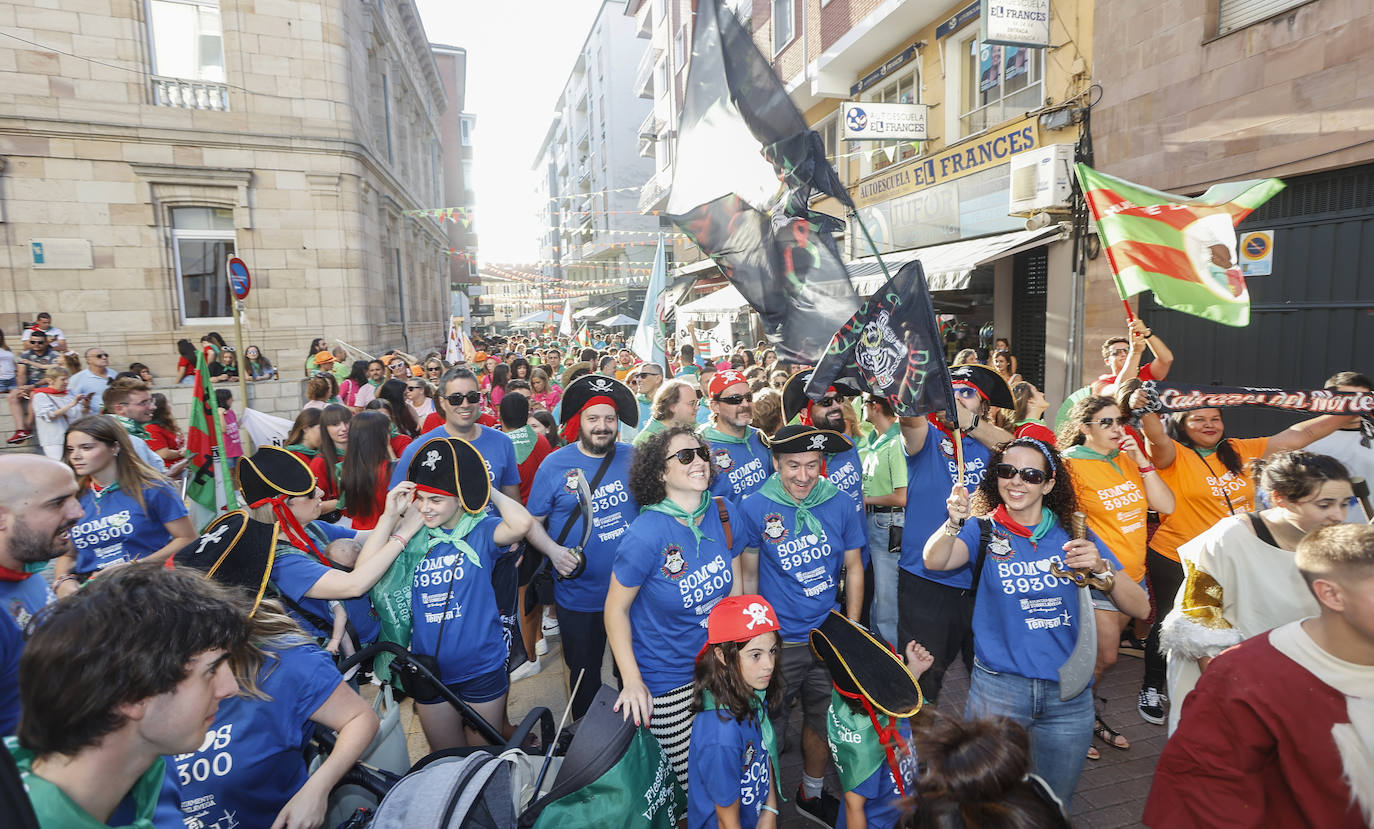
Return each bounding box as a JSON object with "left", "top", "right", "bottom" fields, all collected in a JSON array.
[{"left": 415, "top": 0, "right": 609, "bottom": 266}]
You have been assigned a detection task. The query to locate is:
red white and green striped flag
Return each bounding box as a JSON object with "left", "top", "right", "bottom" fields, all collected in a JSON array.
[
  {"left": 186, "top": 347, "right": 239, "bottom": 521},
  {"left": 575, "top": 324, "right": 592, "bottom": 349},
  {"left": 1075, "top": 164, "right": 1284, "bottom": 327}
]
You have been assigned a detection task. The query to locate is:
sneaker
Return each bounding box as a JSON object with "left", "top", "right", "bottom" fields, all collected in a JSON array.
[
  {"left": 794, "top": 784, "right": 840, "bottom": 827},
  {"left": 6, "top": 430, "right": 31, "bottom": 445},
  {"left": 542, "top": 611, "right": 560, "bottom": 636},
  {"left": 1138, "top": 686, "right": 1166, "bottom": 725},
  {"left": 510, "top": 658, "right": 542, "bottom": 682},
  {"left": 535, "top": 637, "right": 548, "bottom": 656}
]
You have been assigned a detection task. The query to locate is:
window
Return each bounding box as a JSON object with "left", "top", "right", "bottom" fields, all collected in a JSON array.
[
  {"left": 460, "top": 115, "right": 473, "bottom": 146},
  {"left": 673, "top": 25, "right": 686, "bottom": 71},
  {"left": 171, "top": 207, "right": 235, "bottom": 323},
  {"left": 1218, "top": 0, "right": 1309, "bottom": 36},
  {"left": 814, "top": 114, "right": 842, "bottom": 188},
  {"left": 960, "top": 37, "right": 1042, "bottom": 137},
  {"left": 771, "top": 0, "right": 794, "bottom": 54},
  {"left": 148, "top": 0, "right": 224, "bottom": 82},
  {"left": 382, "top": 73, "right": 394, "bottom": 163},
  {"left": 860, "top": 70, "right": 919, "bottom": 176},
  {"left": 388, "top": 247, "right": 403, "bottom": 323}
]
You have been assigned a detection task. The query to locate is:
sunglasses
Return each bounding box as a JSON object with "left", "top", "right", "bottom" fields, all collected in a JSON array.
[
  {"left": 407, "top": 384, "right": 424, "bottom": 391},
  {"left": 444, "top": 391, "right": 482, "bottom": 405},
  {"left": 1092, "top": 416, "right": 1129, "bottom": 429},
  {"left": 667, "top": 446, "right": 710, "bottom": 465},
  {"left": 389, "top": 363, "right": 406, "bottom": 370},
  {"left": 994, "top": 463, "right": 1049, "bottom": 485},
  {"left": 1108, "top": 348, "right": 1130, "bottom": 357},
  {"left": 426, "top": 365, "right": 441, "bottom": 372},
  {"left": 716, "top": 392, "right": 753, "bottom": 405},
  {"left": 953, "top": 387, "right": 981, "bottom": 400},
  {"left": 92, "top": 353, "right": 108, "bottom": 358},
  {"left": 814, "top": 395, "right": 841, "bottom": 407}
]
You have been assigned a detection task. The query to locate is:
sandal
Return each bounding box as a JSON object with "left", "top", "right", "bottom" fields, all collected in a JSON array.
[
  {"left": 1086, "top": 745, "right": 1101, "bottom": 761},
  {"left": 1094, "top": 716, "right": 1130, "bottom": 751}
]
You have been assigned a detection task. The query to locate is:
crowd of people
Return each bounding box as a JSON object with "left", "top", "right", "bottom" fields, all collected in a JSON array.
[{"left": 1, "top": 312, "right": 1371, "bottom": 829}]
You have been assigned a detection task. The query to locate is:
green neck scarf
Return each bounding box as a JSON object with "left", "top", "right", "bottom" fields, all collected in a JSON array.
[
  {"left": 508, "top": 425, "right": 538, "bottom": 464},
  {"left": 7, "top": 738, "right": 164, "bottom": 829},
  {"left": 423, "top": 511, "right": 486, "bottom": 568},
  {"left": 700, "top": 424, "right": 748, "bottom": 445},
  {"left": 1194, "top": 445, "right": 1218, "bottom": 457},
  {"left": 643, "top": 491, "right": 714, "bottom": 545},
  {"left": 636, "top": 393, "right": 651, "bottom": 405},
  {"left": 759, "top": 475, "right": 840, "bottom": 539},
  {"left": 1061, "top": 442, "right": 1124, "bottom": 475},
  {"left": 701, "top": 688, "right": 778, "bottom": 777},
  {"left": 114, "top": 415, "right": 148, "bottom": 440},
  {"left": 284, "top": 443, "right": 318, "bottom": 458}
]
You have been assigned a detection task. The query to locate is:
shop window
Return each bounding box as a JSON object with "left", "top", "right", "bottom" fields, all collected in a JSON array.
[
  {"left": 171, "top": 207, "right": 235, "bottom": 323},
  {"left": 772, "top": 0, "right": 794, "bottom": 55},
  {"left": 859, "top": 70, "right": 919, "bottom": 178},
  {"left": 960, "top": 37, "right": 1043, "bottom": 138}
]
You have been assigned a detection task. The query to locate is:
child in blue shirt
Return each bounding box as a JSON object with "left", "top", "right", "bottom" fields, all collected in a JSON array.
[{"left": 688, "top": 595, "right": 783, "bottom": 829}]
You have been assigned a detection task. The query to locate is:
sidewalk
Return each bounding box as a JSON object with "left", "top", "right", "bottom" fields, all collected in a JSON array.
[{"left": 400, "top": 635, "right": 1164, "bottom": 827}]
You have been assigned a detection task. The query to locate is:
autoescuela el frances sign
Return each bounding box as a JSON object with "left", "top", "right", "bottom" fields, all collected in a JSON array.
[{"left": 851, "top": 119, "right": 1040, "bottom": 209}]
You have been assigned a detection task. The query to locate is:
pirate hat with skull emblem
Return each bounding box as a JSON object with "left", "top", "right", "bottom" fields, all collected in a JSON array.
[
  {"left": 558, "top": 373, "right": 638, "bottom": 443},
  {"left": 174, "top": 510, "right": 279, "bottom": 616},
  {"left": 407, "top": 436, "right": 491, "bottom": 513},
  {"left": 948, "top": 363, "right": 1015, "bottom": 410},
  {"left": 766, "top": 424, "right": 853, "bottom": 456},
  {"left": 781, "top": 370, "right": 862, "bottom": 425},
  {"left": 236, "top": 446, "right": 328, "bottom": 565},
  {"left": 810, "top": 610, "right": 924, "bottom": 718},
  {"left": 698, "top": 594, "right": 780, "bottom": 660}
]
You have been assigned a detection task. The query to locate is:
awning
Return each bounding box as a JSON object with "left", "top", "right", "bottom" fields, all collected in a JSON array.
[
  {"left": 675, "top": 284, "right": 747, "bottom": 323},
  {"left": 573, "top": 305, "right": 608, "bottom": 319},
  {"left": 847, "top": 225, "right": 1069, "bottom": 295}
]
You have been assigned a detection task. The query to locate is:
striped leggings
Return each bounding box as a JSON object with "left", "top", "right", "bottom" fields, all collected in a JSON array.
[{"left": 648, "top": 681, "right": 695, "bottom": 791}]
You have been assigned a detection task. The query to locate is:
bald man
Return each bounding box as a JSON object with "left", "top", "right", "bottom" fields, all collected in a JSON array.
[{"left": 0, "top": 456, "right": 83, "bottom": 735}]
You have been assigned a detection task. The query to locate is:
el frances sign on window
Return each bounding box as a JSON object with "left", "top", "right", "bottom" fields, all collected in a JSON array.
[
  {"left": 842, "top": 102, "right": 929, "bottom": 142},
  {"left": 981, "top": 0, "right": 1051, "bottom": 48}
]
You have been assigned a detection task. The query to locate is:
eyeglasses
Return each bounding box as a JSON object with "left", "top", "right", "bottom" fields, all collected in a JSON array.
[
  {"left": 667, "top": 446, "right": 710, "bottom": 465},
  {"left": 444, "top": 391, "right": 482, "bottom": 405},
  {"left": 1107, "top": 348, "right": 1130, "bottom": 358},
  {"left": 715, "top": 392, "right": 753, "bottom": 405},
  {"left": 1092, "top": 416, "right": 1129, "bottom": 429},
  {"left": 953, "top": 387, "right": 981, "bottom": 400},
  {"left": 92, "top": 353, "right": 108, "bottom": 358},
  {"left": 994, "top": 463, "right": 1049, "bottom": 485}
]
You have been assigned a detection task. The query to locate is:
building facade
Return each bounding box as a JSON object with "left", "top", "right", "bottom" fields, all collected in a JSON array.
[
  {"left": 431, "top": 43, "right": 480, "bottom": 332},
  {"left": 531, "top": 0, "right": 658, "bottom": 322},
  {"left": 1088, "top": 0, "right": 1372, "bottom": 431},
  {"left": 0, "top": 0, "right": 450, "bottom": 379}
]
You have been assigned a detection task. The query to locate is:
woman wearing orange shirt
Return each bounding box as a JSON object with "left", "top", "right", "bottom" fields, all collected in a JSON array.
[
  {"left": 1134, "top": 399, "right": 1354, "bottom": 726},
  {"left": 1060, "top": 395, "right": 1174, "bottom": 758}
]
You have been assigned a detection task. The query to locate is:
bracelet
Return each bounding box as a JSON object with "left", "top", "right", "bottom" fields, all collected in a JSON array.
[
  {"left": 761, "top": 805, "right": 779, "bottom": 816},
  {"left": 389, "top": 533, "right": 407, "bottom": 545},
  {"left": 943, "top": 521, "right": 962, "bottom": 537},
  {"left": 1138, "top": 465, "right": 1155, "bottom": 474}
]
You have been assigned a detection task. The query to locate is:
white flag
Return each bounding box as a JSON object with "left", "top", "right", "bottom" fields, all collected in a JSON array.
[{"left": 559, "top": 298, "right": 574, "bottom": 337}]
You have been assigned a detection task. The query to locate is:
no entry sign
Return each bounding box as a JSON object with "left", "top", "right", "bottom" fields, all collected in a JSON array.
[{"left": 227, "top": 257, "right": 251, "bottom": 300}]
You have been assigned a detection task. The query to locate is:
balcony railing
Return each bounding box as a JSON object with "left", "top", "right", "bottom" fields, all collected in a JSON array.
[
  {"left": 152, "top": 76, "right": 229, "bottom": 111},
  {"left": 635, "top": 48, "right": 654, "bottom": 99},
  {"left": 639, "top": 171, "right": 670, "bottom": 214}
]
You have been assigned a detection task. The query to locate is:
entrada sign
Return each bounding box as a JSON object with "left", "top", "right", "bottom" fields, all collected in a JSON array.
[{"left": 852, "top": 119, "right": 1040, "bottom": 209}]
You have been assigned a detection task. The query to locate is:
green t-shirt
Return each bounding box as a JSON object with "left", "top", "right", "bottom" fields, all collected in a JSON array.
[
  {"left": 632, "top": 417, "right": 667, "bottom": 448},
  {"left": 859, "top": 423, "right": 908, "bottom": 498},
  {"left": 826, "top": 690, "right": 888, "bottom": 792},
  {"left": 7, "top": 737, "right": 166, "bottom": 828}
]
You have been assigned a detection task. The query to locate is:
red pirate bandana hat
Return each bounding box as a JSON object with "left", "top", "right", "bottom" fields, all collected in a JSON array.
[
  {"left": 406, "top": 437, "right": 491, "bottom": 514},
  {"left": 700, "top": 594, "right": 780, "bottom": 659},
  {"left": 237, "top": 447, "right": 328, "bottom": 565},
  {"left": 782, "top": 370, "right": 861, "bottom": 425},
  {"left": 558, "top": 373, "right": 638, "bottom": 443},
  {"left": 708, "top": 369, "right": 750, "bottom": 399}
]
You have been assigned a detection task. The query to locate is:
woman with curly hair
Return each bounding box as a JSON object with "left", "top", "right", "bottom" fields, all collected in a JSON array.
[
  {"left": 922, "top": 437, "right": 1149, "bottom": 802},
  {"left": 605, "top": 426, "right": 743, "bottom": 789}
]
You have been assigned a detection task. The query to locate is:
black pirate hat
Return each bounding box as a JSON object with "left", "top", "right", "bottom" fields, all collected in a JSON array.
[
  {"left": 174, "top": 510, "right": 279, "bottom": 616},
  {"left": 810, "top": 610, "right": 923, "bottom": 717},
  {"left": 238, "top": 446, "right": 316, "bottom": 507},
  {"left": 766, "top": 424, "right": 853, "bottom": 455},
  {"left": 781, "top": 370, "right": 862, "bottom": 424},
  {"left": 948, "top": 363, "right": 1015, "bottom": 410},
  {"left": 559, "top": 374, "right": 639, "bottom": 429},
  {"left": 407, "top": 436, "right": 491, "bottom": 513}
]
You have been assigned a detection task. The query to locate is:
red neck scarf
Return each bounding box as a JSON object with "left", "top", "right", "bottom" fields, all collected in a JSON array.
[
  {"left": 0, "top": 563, "right": 31, "bottom": 582},
  {"left": 836, "top": 686, "right": 913, "bottom": 797},
  {"left": 251, "top": 496, "right": 328, "bottom": 565},
  {"left": 561, "top": 395, "right": 617, "bottom": 444},
  {"left": 992, "top": 504, "right": 1032, "bottom": 537}
]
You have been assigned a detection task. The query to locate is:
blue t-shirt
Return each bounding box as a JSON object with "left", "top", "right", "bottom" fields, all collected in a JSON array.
[
  {"left": 269, "top": 543, "right": 381, "bottom": 645},
  {"left": 612, "top": 506, "right": 739, "bottom": 695},
  {"left": 307, "top": 522, "right": 381, "bottom": 644},
  {"left": 826, "top": 444, "right": 867, "bottom": 561},
  {"left": 955, "top": 518, "right": 1120, "bottom": 681},
  {"left": 899, "top": 426, "right": 991, "bottom": 589},
  {"left": 0, "top": 573, "right": 54, "bottom": 634},
  {"left": 689, "top": 709, "right": 771, "bottom": 829},
  {"left": 70, "top": 482, "right": 187, "bottom": 574},
  {"left": 409, "top": 516, "right": 508, "bottom": 685},
  {"left": 389, "top": 424, "right": 520, "bottom": 492},
  {"left": 0, "top": 614, "right": 20, "bottom": 736},
  {"left": 703, "top": 429, "right": 772, "bottom": 504},
  {"left": 172, "top": 642, "right": 341, "bottom": 829},
  {"left": 736, "top": 486, "right": 866, "bottom": 642},
  {"left": 526, "top": 443, "right": 638, "bottom": 612},
  {"left": 829, "top": 692, "right": 916, "bottom": 829}
]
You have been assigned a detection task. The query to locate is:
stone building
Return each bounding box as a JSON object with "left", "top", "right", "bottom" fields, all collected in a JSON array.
[
  {"left": 431, "top": 43, "right": 479, "bottom": 332},
  {"left": 0, "top": 0, "right": 451, "bottom": 379}
]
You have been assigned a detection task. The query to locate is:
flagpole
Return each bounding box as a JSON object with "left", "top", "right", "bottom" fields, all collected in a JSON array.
[{"left": 848, "top": 208, "right": 894, "bottom": 286}]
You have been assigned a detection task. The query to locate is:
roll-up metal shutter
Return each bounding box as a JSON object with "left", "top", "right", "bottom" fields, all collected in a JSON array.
[{"left": 1218, "top": 0, "right": 1311, "bottom": 36}]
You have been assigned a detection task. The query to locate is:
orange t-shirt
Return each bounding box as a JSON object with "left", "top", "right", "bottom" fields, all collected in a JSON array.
[
  {"left": 1151, "top": 437, "right": 1269, "bottom": 561},
  {"left": 1066, "top": 454, "right": 1149, "bottom": 582}
]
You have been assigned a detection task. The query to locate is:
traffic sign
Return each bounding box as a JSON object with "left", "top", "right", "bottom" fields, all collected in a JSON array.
[
  {"left": 227, "top": 257, "right": 251, "bottom": 299},
  {"left": 1238, "top": 230, "right": 1273, "bottom": 277}
]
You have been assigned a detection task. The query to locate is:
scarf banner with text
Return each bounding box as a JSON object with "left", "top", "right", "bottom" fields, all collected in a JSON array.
[{"left": 1137, "top": 382, "right": 1374, "bottom": 441}]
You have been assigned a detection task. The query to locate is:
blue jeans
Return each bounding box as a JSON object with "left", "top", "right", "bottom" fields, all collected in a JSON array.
[
  {"left": 867, "top": 510, "right": 901, "bottom": 645},
  {"left": 965, "top": 658, "right": 1093, "bottom": 804}
]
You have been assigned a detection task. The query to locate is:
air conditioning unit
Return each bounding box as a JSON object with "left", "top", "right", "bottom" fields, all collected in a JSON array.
[{"left": 1008, "top": 143, "right": 1075, "bottom": 216}]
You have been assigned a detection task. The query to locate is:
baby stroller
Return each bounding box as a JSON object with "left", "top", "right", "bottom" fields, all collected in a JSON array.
[{"left": 320, "top": 644, "right": 683, "bottom": 828}]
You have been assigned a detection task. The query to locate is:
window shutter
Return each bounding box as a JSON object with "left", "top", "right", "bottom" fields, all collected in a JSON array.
[{"left": 1217, "top": 0, "right": 1309, "bottom": 36}]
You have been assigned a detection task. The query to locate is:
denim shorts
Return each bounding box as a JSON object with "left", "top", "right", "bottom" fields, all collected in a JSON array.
[
  {"left": 413, "top": 663, "right": 510, "bottom": 706},
  {"left": 0, "top": 377, "right": 15, "bottom": 393}
]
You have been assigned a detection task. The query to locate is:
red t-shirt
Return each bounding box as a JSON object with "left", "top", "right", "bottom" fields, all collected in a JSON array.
[
  {"left": 1092, "top": 360, "right": 1157, "bottom": 395},
  {"left": 344, "top": 463, "right": 392, "bottom": 530},
  {"left": 420, "top": 412, "right": 498, "bottom": 432},
  {"left": 516, "top": 433, "right": 554, "bottom": 504},
  {"left": 389, "top": 434, "right": 412, "bottom": 457},
  {"left": 144, "top": 423, "right": 184, "bottom": 469},
  {"left": 309, "top": 454, "right": 341, "bottom": 500}
]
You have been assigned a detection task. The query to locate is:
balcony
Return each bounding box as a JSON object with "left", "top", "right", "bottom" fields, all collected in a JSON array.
[
  {"left": 152, "top": 76, "right": 229, "bottom": 111},
  {"left": 633, "top": 0, "right": 652, "bottom": 38},
  {"left": 639, "top": 170, "right": 671, "bottom": 214},
  {"left": 635, "top": 47, "right": 655, "bottom": 100},
  {"left": 637, "top": 109, "right": 658, "bottom": 158}
]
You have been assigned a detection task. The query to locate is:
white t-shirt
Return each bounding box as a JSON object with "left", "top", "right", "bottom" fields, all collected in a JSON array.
[
  {"left": 1306, "top": 429, "right": 1374, "bottom": 523},
  {"left": 0, "top": 349, "right": 15, "bottom": 382}
]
